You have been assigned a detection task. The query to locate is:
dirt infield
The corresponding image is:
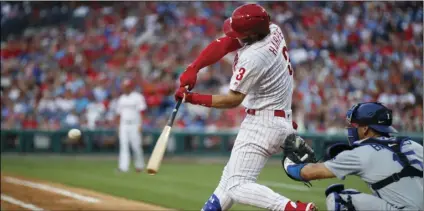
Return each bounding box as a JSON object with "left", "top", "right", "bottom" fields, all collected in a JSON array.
[{"left": 0, "top": 173, "right": 171, "bottom": 211}]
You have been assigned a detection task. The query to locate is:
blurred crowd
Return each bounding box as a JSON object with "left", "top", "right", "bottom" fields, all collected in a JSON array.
[{"left": 1, "top": 1, "right": 423, "bottom": 133}]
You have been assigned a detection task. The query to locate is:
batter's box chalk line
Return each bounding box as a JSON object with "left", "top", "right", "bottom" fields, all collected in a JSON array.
[
  {"left": 1, "top": 193, "right": 47, "bottom": 211},
  {"left": 4, "top": 177, "right": 100, "bottom": 203}
]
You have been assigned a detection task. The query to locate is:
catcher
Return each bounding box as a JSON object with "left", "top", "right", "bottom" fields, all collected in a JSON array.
[{"left": 282, "top": 102, "right": 423, "bottom": 211}]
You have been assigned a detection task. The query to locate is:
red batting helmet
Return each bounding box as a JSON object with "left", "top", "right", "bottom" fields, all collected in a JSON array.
[{"left": 223, "top": 4, "right": 271, "bottom": 39}]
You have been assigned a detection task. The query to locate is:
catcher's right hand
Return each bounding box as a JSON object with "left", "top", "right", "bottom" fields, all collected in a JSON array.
[{"left": 324, "top": 143, "right": 353, "bottom": 161}]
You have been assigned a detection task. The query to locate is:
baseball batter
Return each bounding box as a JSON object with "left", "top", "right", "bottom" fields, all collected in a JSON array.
[
  {"left": 175, "top": 4, "right": 315, "bottom": 211},
  {"left": 283, "top": 102, "right": 423, "bottom": 211},
  {"left": 116, "top": 79, "right": 147, "bottom": 172}
]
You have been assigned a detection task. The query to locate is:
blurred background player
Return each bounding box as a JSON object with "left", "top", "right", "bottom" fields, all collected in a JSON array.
[
  {"left": 176, "top": 4, "right": 315, "bottom": 211},
  {"left": 283, "top": 102, "right": 423, "bottom": 211},
  {"left": 116, "top": 79, "right": 147, "bottom": 172}
]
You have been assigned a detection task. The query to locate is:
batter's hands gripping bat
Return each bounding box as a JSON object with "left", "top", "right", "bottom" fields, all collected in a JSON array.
[{"left": 146, "top": 86, "right": 187, "bottom": 175}]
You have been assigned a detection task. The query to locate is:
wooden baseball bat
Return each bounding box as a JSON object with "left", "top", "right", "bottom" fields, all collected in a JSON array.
[{"left": 146, "top": 98, "right": 183, "bottom": 175}]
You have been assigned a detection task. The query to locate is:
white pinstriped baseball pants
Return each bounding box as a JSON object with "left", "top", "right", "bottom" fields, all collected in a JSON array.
[{"left": 211, "top": 110, "right": 296, "bottom": 210}]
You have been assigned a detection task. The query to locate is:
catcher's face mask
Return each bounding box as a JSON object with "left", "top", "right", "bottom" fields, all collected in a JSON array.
[{"left": 346, "top": 104, "right": 360, "bottom": 145}]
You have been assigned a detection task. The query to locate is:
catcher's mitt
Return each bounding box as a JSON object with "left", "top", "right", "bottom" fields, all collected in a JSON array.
[
  {"left": 282, "top": 133, "right": 317, "bottom": 163},
  {"left": 281, "top": 134, "right": 317, "bottom": 187}
]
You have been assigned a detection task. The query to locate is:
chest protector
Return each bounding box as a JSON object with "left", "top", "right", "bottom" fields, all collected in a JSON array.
[{"left": 353, "top": 137, "right": 423, "bottom": 190}]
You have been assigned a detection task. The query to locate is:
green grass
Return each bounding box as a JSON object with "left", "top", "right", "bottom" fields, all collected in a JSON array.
[{"left": 1, "top": 155, "right": 370, "bottom": 210}]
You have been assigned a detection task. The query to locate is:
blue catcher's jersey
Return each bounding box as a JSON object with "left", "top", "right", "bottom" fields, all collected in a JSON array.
[{"left": 324, "top": 136, "right": 423, "bottom": 210}]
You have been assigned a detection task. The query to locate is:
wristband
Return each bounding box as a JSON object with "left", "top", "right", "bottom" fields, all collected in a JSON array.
[{"left": 287, "top": 163, "right": 308, "bottom": 181}]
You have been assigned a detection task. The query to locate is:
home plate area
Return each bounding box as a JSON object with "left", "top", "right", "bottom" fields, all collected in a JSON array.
[{"left": 0, "top": 174, "right": 169, "bottom": 211}]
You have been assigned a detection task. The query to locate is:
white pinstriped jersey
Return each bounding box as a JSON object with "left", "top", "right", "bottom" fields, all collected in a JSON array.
[
  {"left": 208, "top": 25, "right": 298, "bottom": 211},
  {"left": 229, "top": 24, "right": 293, "bottom": 110}
]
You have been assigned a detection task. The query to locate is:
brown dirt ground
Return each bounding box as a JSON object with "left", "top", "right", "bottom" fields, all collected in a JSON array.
[{"left": 0, "top": 173, "right": 172, "bottom": 211}]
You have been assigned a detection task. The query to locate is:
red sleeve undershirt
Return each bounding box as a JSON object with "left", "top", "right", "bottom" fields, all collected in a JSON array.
[
  {"left": 190, "top": 36, "right": 242, "bottom": 71},
  {"left": 186, "top": 36, "right": 241, "bottom": 107}
]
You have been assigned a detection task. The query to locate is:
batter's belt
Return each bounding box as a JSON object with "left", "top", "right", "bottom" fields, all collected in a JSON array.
[
  {"left": 245, "top": 109, "right": 297, "bottom": 129},
  {"left": 245, "top": 108, "right": 290, "bottom": 117}
]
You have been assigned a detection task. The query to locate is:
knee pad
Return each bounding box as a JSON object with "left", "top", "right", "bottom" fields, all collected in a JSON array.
[
  {"left": 201, "top": 194, "right": 222, "bottom": 211},
  {"left": 325, "top": 183, "right": 345, "bottom": 197},
  {"left": 326, "top": 192, "right": 343, "bottom": 211},
  {"left": 341, "top": 189, "right": 360, "bottom": 195},
  {"left": 325, "top": 184, "right": 357, "bottom": 211}
]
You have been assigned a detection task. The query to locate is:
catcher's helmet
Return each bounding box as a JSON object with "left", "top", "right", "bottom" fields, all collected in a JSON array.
[
  {"left": 223, "top": 4, "right": 271, "bottom": 39},
  {"left": 346, "top": 102, "right": 398, "bottom": 144}
]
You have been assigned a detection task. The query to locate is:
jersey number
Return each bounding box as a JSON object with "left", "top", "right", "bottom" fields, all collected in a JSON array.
[
  {"left": 282, "top": 46, "right": 293, "bottom": 75},
  {"left": 236, "top": 68, "right": 246, "bottom": 81}
]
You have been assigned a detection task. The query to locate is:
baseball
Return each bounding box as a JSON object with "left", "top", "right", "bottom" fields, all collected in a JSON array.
[{"left": 68, "top": 129, "right": 82, "bottom": 140}]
